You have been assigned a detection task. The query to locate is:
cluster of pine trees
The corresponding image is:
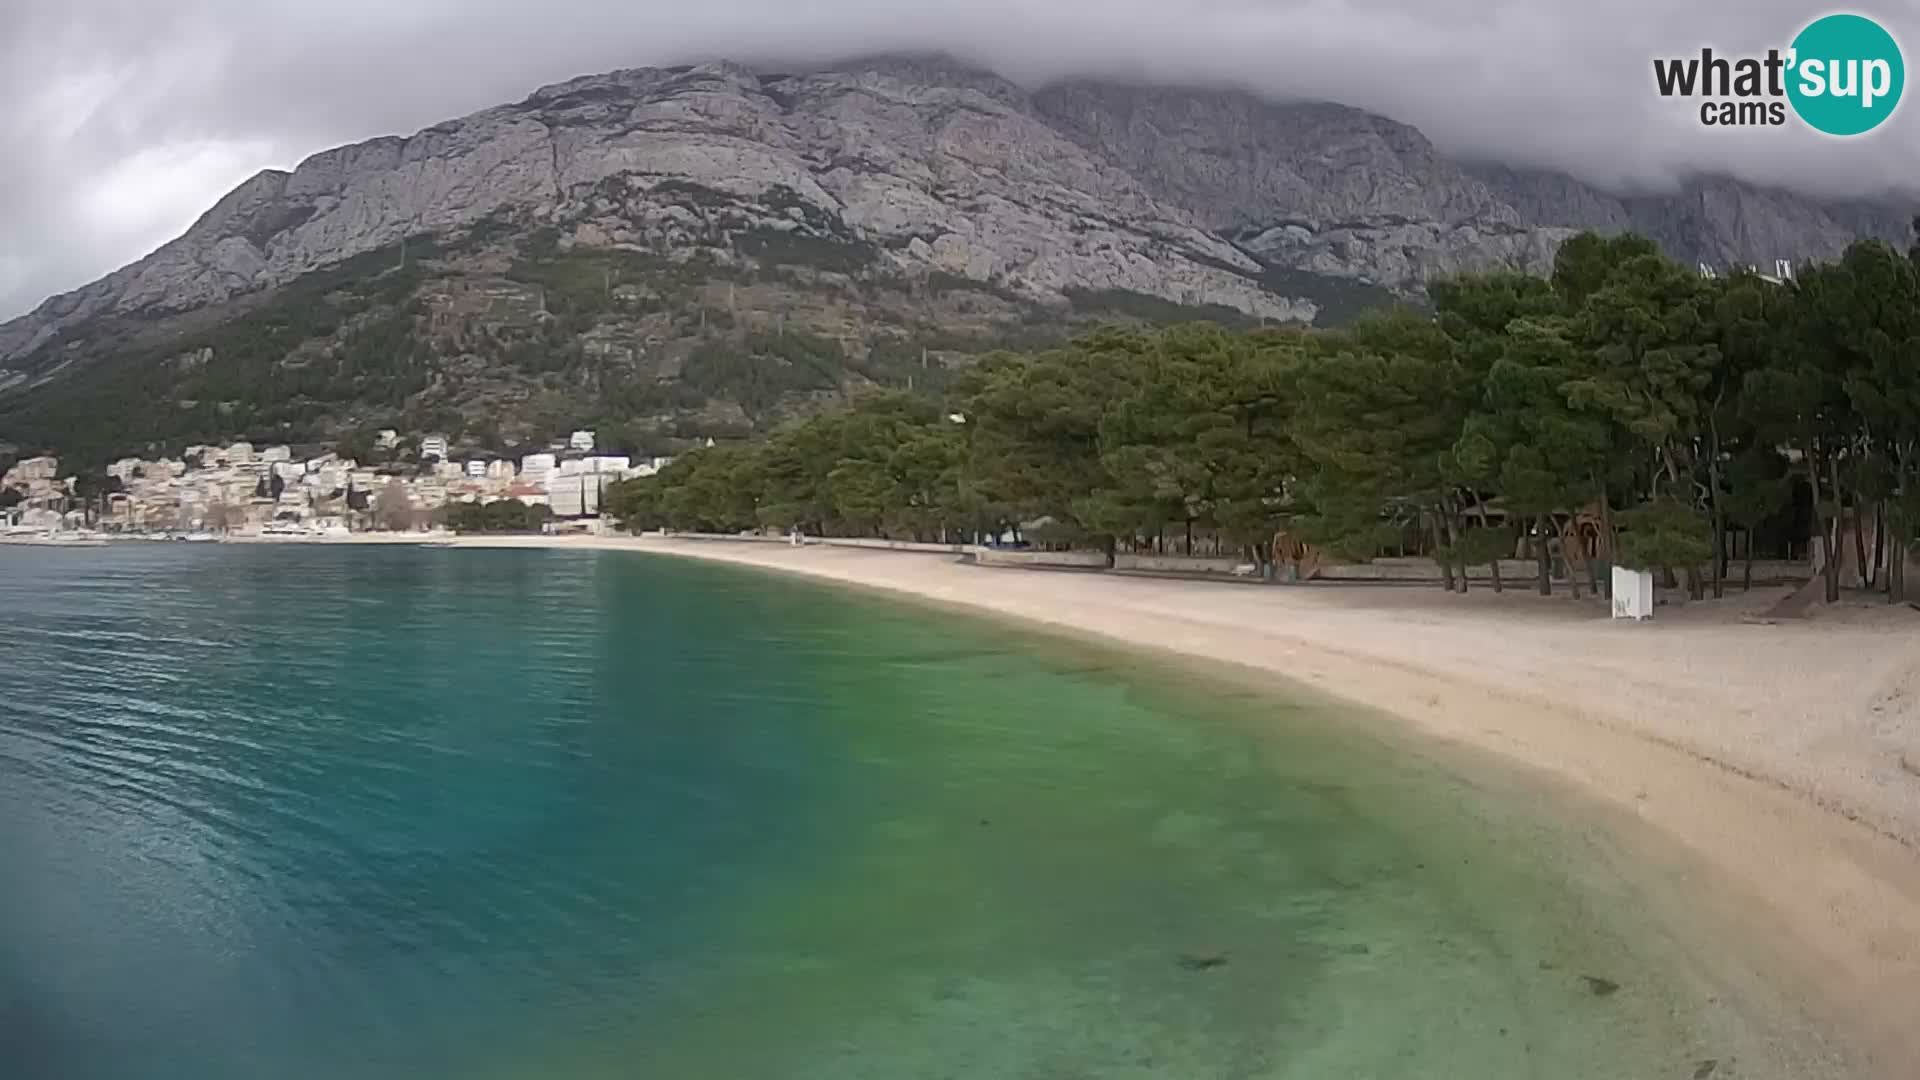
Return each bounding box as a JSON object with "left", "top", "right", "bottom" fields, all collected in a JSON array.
[
  {"left": 608, "top": 229, "right": 1920, "bottom": 603},
  {"left": 442, "top": 498, "right": 552, "bottom": 534}
]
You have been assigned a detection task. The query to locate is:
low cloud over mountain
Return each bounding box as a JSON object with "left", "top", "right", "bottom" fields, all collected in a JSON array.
[{"left": 4, "top": 0, "right": 1915, "bottom": 320}]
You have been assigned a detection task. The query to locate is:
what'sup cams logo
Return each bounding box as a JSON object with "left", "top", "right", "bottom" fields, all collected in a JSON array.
[{"left": 1653, "top": 13, "right": 1905, "bottom": 135}]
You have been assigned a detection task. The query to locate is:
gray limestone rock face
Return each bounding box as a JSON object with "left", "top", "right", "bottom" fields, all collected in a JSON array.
[{"left": 0, "top": 54, "right": 1911, "bottom": 373}]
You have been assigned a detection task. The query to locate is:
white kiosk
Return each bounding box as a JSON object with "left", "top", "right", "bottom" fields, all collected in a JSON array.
[{"left": 1611, "top": 565, "right": 1655, "bottom": 621}]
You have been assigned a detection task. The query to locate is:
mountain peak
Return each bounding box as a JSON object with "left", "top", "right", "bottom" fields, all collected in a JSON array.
[
  {"left": 0, "top": 55, "right": 1912, "bottom": 462},
  {"left": 2, "top": 54, "right": 1909, "bottom": 357}
]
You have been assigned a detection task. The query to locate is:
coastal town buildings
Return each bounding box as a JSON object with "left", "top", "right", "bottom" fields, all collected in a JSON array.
[
  {"left": 1, "top": 457, "right": 69, "bottom": 529},
  {"left": 4, "top": 456, "right": 61, "bottom": 492},
  {"left": 3, "top": 438, "right": 673, "bottom": 535}
]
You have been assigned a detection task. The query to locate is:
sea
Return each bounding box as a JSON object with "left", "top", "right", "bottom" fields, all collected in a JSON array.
[{"left": 0, "top": 544, "right": 1747, "bottom": 1078}]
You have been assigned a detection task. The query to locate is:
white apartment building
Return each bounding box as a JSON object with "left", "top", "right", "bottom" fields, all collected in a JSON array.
[
  {"left": 420, "top": 435, "right": 449, "bottom": 461},
  {"left": 548, "top": 472, "right": 614, "bottom": 518},
  {"left": 520, "top": 453, "right": 557, "bottom": 486},
  {"left": 465, "top": 460, "right": 488, "bottom": 478},
  {"left": 3, "top": 456, "right": 59, "bottom": 485},
  {"left": 569, "top": 430, "right": 597, "bottom": 453}
]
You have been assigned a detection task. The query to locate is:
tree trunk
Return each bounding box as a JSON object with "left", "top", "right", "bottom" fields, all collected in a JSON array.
[
  {"left": 1470, "top": 489, "right": 1503, "bottom": 593},
  {"left": 1708, "top": 470, "right": 1725, "bottom": 600},
  {"left": 1535, "top": 515, "right": 1553, "bottom": 596},
  {"left": 1826, "top": 522, "right": 1843, "bottom": 601},
  {"left": 1595, "top": 481, "right": 1615, "bottom": 599},
  {"left": 1442, "top": 502, "right": 1468, "bottom": 594},
  {"left": 1899, "top": 460, "right": 1916, "bottom": 605},
  {"left": 1852, "top": 494, "right": 1872, "bottom": 590},
  {"left": 1826, "top": 454, "right": 1845, "bottom": 603},
  {"left": 1431, "top": 513, "right": 1456, "bottom": 592},
  {"left": 1896, "top": 542, "right": 1909, "bottom": 604},
  {"left": 1709, "top": 419, "right": 1727, "bottom": 600},
  {"left": 1888, "top": 539, "right": 1901, "bottom": 604},
  {"left": 1806, "top": 444, "right": 1836, "bottom": 603},
  {"left": 1873, "top": 501, "right": 1887, "bottom": 598},
  {"left": 1559, "top": 517, "right": 1586, "bottom": 600}
]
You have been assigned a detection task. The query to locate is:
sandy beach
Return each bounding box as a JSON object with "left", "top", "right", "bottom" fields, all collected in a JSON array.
[{"left": 441, "top": 531, "right": 1920, "bottom": 1073}]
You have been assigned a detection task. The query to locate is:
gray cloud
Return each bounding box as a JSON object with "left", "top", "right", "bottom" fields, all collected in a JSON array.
[{"left": 4, "top": 0, "right": 1917, "bottom": 319}]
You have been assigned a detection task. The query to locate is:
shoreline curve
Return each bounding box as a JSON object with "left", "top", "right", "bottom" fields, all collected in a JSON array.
[{"left": 457, "top": 533, "right": 1920, "bottom": 1075}]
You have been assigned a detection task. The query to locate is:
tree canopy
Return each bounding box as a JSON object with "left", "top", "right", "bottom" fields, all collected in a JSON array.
[{"left": 610, "top": 230, "right": 1920, "bottom": 602}]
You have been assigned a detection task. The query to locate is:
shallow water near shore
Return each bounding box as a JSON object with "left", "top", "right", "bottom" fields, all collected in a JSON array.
[{"left": 0, "top": 544, "right": 1770, "bottom": 1078}]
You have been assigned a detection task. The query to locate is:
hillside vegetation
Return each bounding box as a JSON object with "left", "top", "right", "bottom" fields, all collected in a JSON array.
[{"left": 1, "top": 221, "right": 1380, "bottom": 466}]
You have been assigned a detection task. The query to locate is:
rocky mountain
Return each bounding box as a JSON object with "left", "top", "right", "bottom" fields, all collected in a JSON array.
[
  {"left": 0, "top": 55, "right": 1911, "bottom": 465},
  {"left": 1467, "top": 165, "right": 1915, "bottom": 271}
]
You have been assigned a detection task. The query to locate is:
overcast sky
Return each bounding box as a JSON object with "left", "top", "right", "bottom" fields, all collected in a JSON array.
[{"left": 3, "top": 0, "right": 1916, "bottom": 321}]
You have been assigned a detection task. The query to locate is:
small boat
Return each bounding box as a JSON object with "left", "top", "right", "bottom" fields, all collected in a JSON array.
[{"left": 180, "top": 532, "right": 222, "bottom": 543}]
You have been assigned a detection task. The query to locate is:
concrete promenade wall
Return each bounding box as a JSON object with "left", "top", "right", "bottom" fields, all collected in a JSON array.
[
  {"left": 1114, "top": 554, "right": 1247, "bottom": 575},
  {"left": 973, "top": 548, "right": 1110, "bottom": 569}
]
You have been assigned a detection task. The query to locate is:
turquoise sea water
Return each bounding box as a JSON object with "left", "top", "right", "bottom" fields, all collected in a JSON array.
[{"left": 0, "top": 545, "right": 1740, "bottom": 1078}]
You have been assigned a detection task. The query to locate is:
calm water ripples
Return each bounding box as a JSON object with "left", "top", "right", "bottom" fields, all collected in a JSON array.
[{"left": 1, "top": 544, "right": 1730, "bottom": 1079}]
